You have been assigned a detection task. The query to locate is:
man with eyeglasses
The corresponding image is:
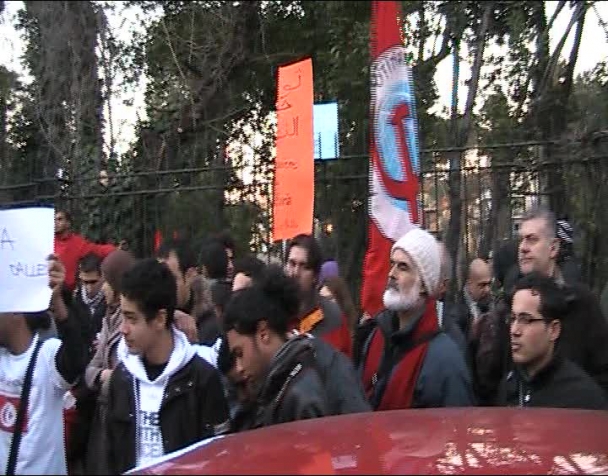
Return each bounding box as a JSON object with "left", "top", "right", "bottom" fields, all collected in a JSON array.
[
  {"left": 53, "top": 253, "right": 107, "bottom": 474},
  {"left": 505, "top": 206, "right": 608, "bottom": 395},
  {"left": 496, "top": 272, "right": 607, "bottom": 409},
  {"left": 284, "top": 234, "right": 352, "bottom": 357}
]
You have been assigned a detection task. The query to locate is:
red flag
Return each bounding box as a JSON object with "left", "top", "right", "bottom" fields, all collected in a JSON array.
[
  {"left": 360, "top": 1, "right": 421, "bottom": 317},
  {"left": 154, "top": 230, "right": 162, "bottom": 252}
]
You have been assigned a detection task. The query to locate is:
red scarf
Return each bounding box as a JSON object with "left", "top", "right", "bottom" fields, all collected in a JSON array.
[{"left": 362, "top": 299, "right": 439, "bottom": 410}]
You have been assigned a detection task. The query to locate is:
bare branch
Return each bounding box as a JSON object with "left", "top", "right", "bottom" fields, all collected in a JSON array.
[
  {"left": 461, "top": 2, "right": 493, "bottom": 140},
  {"left": 547, "top": 0, "right": 567, "bottom": 33},
  {"left": 563, "top": 3, "right": 587, "bottom": 98},
  {"left": 539, "top": 2, "right": 586, "bottom": 98}
]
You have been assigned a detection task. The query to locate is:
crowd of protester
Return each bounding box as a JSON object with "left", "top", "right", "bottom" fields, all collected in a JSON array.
[{"left": 0, "top": 205, "right": 607, "bottom": 474}]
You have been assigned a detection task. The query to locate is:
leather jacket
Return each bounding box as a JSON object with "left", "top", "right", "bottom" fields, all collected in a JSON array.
[{"left": 233, "top": 335, "right": 329, "bottom": 431}]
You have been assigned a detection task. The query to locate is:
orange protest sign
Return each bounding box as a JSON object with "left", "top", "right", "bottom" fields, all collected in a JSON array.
[{"left": 272, "top": 58, "right": 314, "bottom": 242}]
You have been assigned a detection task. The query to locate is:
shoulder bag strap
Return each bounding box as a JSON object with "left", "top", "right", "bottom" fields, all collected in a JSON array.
[{"left": 6, "top": 338, "right": 44, "bottom": 475}]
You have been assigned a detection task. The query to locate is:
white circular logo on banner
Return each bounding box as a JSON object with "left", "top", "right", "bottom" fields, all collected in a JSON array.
[{"left": 370, "top": 45, "right": 420, "bottom": 240}]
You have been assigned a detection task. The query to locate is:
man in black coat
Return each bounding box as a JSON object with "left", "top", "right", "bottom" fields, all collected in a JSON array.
[
  {"left": 106, "top": 259, "right": 229, "bottom": 474},
  {"left": 223, "top": 266, "right": 329, "bottom": 431},
  {"left": 496, "top": 273, "right": 607, "bottom": 410},
  {"left": 64, "top": 252, "right": 107, "bottom": 471},
  {"left": 485, "top": 206, "right": 608, "bottom": 397}
]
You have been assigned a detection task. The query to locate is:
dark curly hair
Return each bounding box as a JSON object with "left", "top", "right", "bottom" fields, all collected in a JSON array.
[
  {"left": 121, "top": 258, "right": 177, "bottom": 328},
  {"left": 223, "top": 265, "right": 300, "bottom": 336}
]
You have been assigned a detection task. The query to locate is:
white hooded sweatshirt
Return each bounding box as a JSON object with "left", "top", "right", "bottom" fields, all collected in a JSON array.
[
  {"left": 193, "top": 337, "right": 222, "bottom": 369},
  {"left": 116, "top": 327, "right": 196, "bottom": 469}
]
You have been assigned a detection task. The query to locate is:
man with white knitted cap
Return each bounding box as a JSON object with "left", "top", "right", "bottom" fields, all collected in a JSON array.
[{"left": 359, "top": 227, "right": 474, "bottom": 410}]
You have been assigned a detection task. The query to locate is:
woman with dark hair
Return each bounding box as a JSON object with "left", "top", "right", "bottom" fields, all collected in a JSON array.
[{"left": 223, "top": 265, "right": 329, "bottom": 431}]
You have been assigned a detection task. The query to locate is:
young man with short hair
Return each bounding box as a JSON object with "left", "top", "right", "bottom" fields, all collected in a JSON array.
[
  {"left": 53, "top": 209, "right": 116, "bottom": 292},
  {"left": 497, "top": 273, "right": 607, "bottom": 409},
  {"left": 284, "top": 234, "right": 351, "bottom": 357},
  {"left": 156, "top": 238, "right": 199, "bottom": 314},
  {"left": 224, "top": 266, "right": 329, "bottom": 431},
  {"left": 74, "top": 253, "right": 106, "bottom": 348},
  {"left": 199, "top": 239, "right": 230, "bottom": 283},
  {"left": 64, "top": 252, "right": 107, "bottom": 472},
  {"left": 105, "top": 259, "right": 229, "bottom": 474}
]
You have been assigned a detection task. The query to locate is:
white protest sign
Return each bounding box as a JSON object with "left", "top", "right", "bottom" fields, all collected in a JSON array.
[{"left": 0, "top": 207, "right": 54, "bottom": 313}]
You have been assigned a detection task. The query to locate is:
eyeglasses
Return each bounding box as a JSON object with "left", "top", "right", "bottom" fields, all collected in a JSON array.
[{"left": 506, "top": 314, "right": 547, "bottom": 326}]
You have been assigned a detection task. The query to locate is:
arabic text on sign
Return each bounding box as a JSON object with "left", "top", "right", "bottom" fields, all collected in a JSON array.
[
  {"left": 277, "top": 116, "right": 299, "bottom": 140},
  {"left": 276, "top": 158, "right": 298, "bottom": 171}
]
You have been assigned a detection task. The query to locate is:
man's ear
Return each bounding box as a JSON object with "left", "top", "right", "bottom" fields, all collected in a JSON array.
[
  {"left": 155, "top": 309, "right": 168, "bottom": 329},
  {"left": 548, "top": 319, "right": 561, "bottom": 343},
  {"left": 256, "top": 320, "right": 270, "bottom": 344}
]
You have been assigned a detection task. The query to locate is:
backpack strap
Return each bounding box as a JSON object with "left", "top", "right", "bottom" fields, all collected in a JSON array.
[{"left": 5, "top": 338, "right": 44, "bottom": 475}]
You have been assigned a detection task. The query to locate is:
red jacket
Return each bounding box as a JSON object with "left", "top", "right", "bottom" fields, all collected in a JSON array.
[{"left": 54, "top": 232, "right": 116, "bottom": 292}]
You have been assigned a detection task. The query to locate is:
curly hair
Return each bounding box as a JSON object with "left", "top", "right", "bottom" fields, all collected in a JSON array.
[{"left": 223, "top": 265, "right": 300, "bottom": 336}]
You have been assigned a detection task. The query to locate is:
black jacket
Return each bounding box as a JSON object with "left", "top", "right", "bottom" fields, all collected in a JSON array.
[
  {"left": 557, "top": 282, "right": 608, "bottom": 395},
  {"left": 471, "top": 301, "right": 511, "bottom": 406},
  {"left": 64, "top": 288, "right": 106, "bottom": 462},
  {"left": 51, "top": 305, "right": 89, "bottom": 386},
  {"left": 496, "top": 355, "right": 608, "bottom": 410},
  {"left": 71, "top": 287, "right": 106, "bottom": 359},
  {"left": 490, "top": 270, "right": 608, "bottom": 397},
  {"left": 441, "top": 300, "right": 470, "bottom": 357},
  {"left": 307, "top": 335, "right": 371, "bottom": 415},
  {"left": 106, "top": 355, "right": 229, "bottom": 474},
  {"left": 233, "top": 335, "right": 329, "bottom": 432}
]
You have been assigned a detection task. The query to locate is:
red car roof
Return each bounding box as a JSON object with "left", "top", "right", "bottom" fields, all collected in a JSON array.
[{"left": 129, "top": 407, "right": 608, "bottom": 475}]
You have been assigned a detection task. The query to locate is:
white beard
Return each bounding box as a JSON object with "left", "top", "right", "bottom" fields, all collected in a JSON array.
[{"left": 383, "top": 277, "right": 423, "bottom": 312}]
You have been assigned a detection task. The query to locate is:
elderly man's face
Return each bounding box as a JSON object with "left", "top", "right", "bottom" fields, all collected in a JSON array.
[{"left": 383, "top": 249, "right": 424, "bottom": 312}]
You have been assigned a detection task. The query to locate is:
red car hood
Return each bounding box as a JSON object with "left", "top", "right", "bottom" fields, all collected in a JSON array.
[{"left": 129, "top": 408, "right": 608, "bottom": 475}]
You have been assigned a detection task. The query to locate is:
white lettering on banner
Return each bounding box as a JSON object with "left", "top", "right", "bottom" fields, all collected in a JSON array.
[{"left": 0, "top": 208, "right": 54, "bottom": 313}]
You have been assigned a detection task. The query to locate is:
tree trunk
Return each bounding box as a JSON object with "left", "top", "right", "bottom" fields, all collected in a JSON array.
[
  {"left": 536, "top": 2, "right": 587, "bottom": 217},
  {"left": 445, "top": 2, "right": 493, "bottom": 298}
]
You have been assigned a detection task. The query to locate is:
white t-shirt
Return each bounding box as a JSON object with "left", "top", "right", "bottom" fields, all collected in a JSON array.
[
  {"left": 136, "top": 383, "right": 165, "bottom": 468},
  {"left": 0, "top": 334, "right": 70, "bottom": 475}
]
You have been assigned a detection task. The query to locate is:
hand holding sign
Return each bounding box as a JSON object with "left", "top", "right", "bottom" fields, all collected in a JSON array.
[
  {"left": 0, "top": 207, "right": 55, "bottom": 313},
  {"left": 47, "top": 254, "right": 66, "bottom": 296}
]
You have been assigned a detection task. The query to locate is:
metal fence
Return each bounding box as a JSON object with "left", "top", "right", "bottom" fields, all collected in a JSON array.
[{"left": 2, "top": 139, "right": 608, "bottom": 297}]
